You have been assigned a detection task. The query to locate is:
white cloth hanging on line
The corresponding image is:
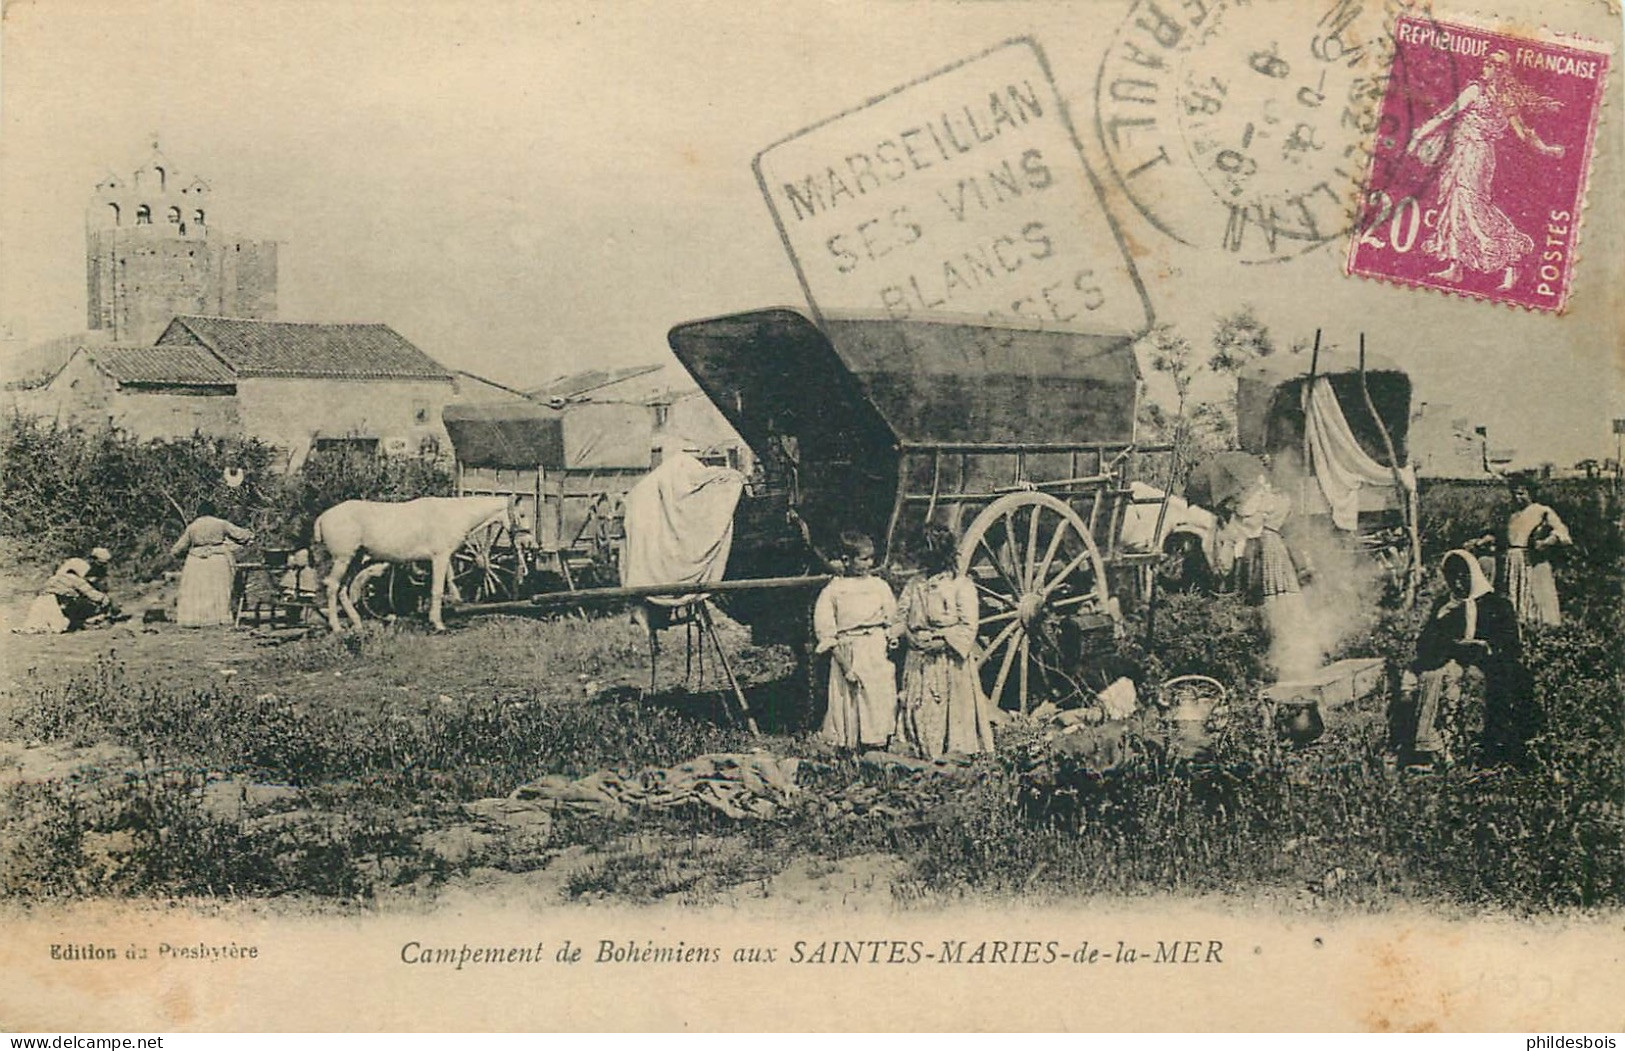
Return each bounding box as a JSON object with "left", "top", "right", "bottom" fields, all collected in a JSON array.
[{"left": 1304, "top": 377, "right": 1416, "bottom": 532}]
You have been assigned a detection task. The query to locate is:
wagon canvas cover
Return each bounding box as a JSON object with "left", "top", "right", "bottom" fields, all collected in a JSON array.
[
  {"left": 443, "top": 401, "right": 652, "bottom": 471},
  {"left": 1234, "top": 351, "right": 1415, "bottom": 528},
  {"left": 667, "top": 308, "right": 1140, "bottom": 451},
  {"left": 1235, "top": 350, "right": 1412, "bottom": 467}
]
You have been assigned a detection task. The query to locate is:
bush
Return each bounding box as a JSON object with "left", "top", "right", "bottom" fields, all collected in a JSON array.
[{"left": 0, "top": 416, "right": 452, "bottom": 578}]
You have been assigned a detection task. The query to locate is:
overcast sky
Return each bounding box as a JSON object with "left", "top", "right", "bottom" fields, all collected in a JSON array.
[{"left": 2, "top": 0, "right": 1620, "bottom": 466}]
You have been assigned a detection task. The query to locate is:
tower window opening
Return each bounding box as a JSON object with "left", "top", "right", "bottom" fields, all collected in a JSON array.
[
  {"left": 136, "top": 205, "right": 152, "bottom": 225},
  {"left": 107, "top": 203, "right": 121, "bottom": 226},
  {"left": 193, "top": 209, "right": 205, "bottom": 225},
  {"left": 167, "top": 206, "right": 181, "bottom": 224}
]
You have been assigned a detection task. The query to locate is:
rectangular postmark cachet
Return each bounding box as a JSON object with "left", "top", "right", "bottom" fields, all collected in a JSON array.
[
  {"left": 1345, "top": 15, "right": 1611, "bottom": 312},
  {"left": 754, "top": 38, "right": 1151, "bottom": 337}
]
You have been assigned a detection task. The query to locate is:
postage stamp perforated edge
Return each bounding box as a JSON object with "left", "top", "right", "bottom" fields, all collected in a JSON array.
[{"left": 1342, "top": 14, "right": 1615, "bottom": 314}]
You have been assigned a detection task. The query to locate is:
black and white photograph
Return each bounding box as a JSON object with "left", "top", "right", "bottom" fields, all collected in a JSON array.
[{"left": 0, "top": 0, "right": 1620, "bottom": 1033}]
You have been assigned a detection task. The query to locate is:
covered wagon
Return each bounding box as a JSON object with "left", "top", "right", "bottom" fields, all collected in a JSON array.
[
  {"left": 1233, "top": 342, "right": 1421, "bottom": 598},
  {"left": 441, "top": 399, "right": 653, "bottom": 592},
  {"left": 667, "top": 308, "right": 1172, "bottom": 713}
]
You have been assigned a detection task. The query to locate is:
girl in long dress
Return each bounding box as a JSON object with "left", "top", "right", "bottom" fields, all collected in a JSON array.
[
  {"left": 172, "top": 500, "right": 255, "bottom": 627},
  {"left": 1495, "top": 479, "right": 1572, "bottom": 628},
  {"left": 1233, "top": 477, "right": 1313, "bottom": 679},
  {"left": 1407, "top": 51, "right": 1565, "bottom": 290},
  {"left": 812, "top": 530, "right": 899, "bottom": 751},
  {"left": 895, "top": 525, "right": 994, "bottom": 760}
]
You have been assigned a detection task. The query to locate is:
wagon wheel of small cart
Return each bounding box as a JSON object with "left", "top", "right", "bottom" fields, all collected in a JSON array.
[
  {"left": 956, "top": 491, "right": 1112, "bottom": 715},
  {"left": 450, "top": 520, "right": 523, "bottom": 604},
  {"left": 348, "top": 561, "right": 430, "bottom": 619}
]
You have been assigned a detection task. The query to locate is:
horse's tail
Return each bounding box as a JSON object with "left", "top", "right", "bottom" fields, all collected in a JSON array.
[{"left": 306, "top": 509, "right": 328, "bottom": 571}]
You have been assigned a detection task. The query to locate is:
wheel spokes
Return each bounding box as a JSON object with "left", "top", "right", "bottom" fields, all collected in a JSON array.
[
  {"left": 1034, "top": 516, "right": 1072, "bottom": 587},
  {"left": 1023, "top": 503, "right": 1042, "bottom": 590},
  {"left": 1041, "top": 549, "right": 1093, "bottom": 598},
  {"left": 974, "top": 581, "right": 1017, "bottom": 609},
  {"left": 960, "top": 492, "right": 1109, "bottom": 712},
  {"left": 976, "top": 534, "right": 1023, "bottom": 598},
  {"left": 982, "top": 617, "right": 1022, "bottom": 661},
  {"left": 980, "top": 608, "right": 1019, "bottom": 628},
  {"left": 989, "top": 630, "right": 1022, "bottom": 706},
  {"left": 1017, "top": 637, "right": 1030, "bottom": 713}
]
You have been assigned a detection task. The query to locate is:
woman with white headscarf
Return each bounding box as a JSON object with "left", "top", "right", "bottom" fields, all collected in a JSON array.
[{"left": 1407, "top": 550, "right": 1539, "bottom": 771}]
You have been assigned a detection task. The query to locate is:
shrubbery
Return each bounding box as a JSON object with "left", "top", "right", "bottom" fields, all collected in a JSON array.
[{"left": 0, "top": 415, "right": 452, "bottom": 579}]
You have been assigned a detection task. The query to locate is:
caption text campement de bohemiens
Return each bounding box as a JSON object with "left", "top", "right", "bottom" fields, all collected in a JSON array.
[{"left": 398, "top": 939, "right": 1224, "bottom": 970}]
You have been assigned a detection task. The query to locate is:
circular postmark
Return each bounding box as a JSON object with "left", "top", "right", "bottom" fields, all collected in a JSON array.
[{"left": 1096, "top": 0, "right": 1453, "bottom": 263}]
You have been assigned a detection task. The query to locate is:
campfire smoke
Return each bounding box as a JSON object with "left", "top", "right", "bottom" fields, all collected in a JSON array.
[{"left": 1270, "top": 516, "right": 1385, "bottom": 683}]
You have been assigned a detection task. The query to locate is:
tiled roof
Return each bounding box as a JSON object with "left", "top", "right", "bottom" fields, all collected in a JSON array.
[
  {"left": 160, "top": 316, "right": 453, "bottom": 380},
  {"left": 84, "top": 345, "right": 236, "bottom": 387}
]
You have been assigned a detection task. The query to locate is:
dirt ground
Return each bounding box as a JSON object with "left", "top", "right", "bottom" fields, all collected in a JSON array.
[{"left": 0, "top": 559, "right": 864, "bottom": 911}]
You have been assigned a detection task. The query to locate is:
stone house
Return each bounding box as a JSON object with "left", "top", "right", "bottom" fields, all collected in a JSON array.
[
  {"left": 154, "top": 316, "right": 455, "bottom": 467},
  {"left": 26, "top": 343, "right": 240, "bottom": 440},
  {"left": 27, "top": 316, "right": 455, "bottom": 469}
]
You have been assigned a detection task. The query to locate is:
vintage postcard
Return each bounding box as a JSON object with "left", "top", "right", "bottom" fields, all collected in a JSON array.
[{"left": 0, "top": 0, "right": 1620, "bottom": 1034}]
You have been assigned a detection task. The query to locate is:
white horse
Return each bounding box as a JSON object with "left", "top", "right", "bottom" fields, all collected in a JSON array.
[{"left": 312, "top": 495, "right": 513, "bottom": 632}]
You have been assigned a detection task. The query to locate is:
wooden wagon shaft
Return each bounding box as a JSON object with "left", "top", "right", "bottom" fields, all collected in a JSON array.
[
  {"left": 444, "top": 573, "right": 836, "bottom": 616},
  {"left": 896, "top": 440, "right": 1174, "bottom": 454}
]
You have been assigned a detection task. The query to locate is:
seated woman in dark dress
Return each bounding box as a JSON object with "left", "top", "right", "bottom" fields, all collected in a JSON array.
[{"left": 1409, "top": 549, "right": 1541, "bottom": 771}]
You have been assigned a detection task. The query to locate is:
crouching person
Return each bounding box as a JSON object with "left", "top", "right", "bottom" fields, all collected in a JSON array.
[
  {"left": 1406, "top": 549, "right": 1540, "bottom": 772},
  {"left": 18, "top": 548, "right": 116, "bottom": 634}
]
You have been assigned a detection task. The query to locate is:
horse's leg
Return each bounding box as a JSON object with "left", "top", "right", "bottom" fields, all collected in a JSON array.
[
  {"left": 336, "top": 557, "right": 367, "bottom": 631},
  {"left": 322, "top": 549, "right": 353, "bottom": 633},
  {"left": 428, "top": 553, "right": 451, "bottom": 632}
]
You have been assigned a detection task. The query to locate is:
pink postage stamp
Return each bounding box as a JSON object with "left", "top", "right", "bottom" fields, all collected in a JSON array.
[{"left": 1345, "top": 15, "right": 1611, "bottom": 312}]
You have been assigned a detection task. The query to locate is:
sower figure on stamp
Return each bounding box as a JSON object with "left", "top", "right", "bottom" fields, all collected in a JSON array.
[{"left": 1407, "top": 50, "right": 1565, "bottom": 291}]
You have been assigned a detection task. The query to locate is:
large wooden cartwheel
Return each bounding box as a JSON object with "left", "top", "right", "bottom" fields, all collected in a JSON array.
[
  {"left": 347, "top": 561, "right": 430, "bottom": 620},
  {"left": 449, "top": 520, "right": 525, "bottom": 604},
  {"left": 956, "top": 491, "right": 1112, "bottom": 714},
  {"left": 345, "top": 521, "right": 525, "bottom": 620}
]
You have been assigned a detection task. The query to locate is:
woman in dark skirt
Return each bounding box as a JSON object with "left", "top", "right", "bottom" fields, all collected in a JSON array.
[{"left": 1410, "top": 549, "right": 1542, "bottom": 770}]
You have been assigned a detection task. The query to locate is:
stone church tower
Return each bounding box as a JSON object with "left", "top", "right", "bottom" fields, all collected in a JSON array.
[{"left": 85, "top": 142, "right": 278, "bottom": 344}]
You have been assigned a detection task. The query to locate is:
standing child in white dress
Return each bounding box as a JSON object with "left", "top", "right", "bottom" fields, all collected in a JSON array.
[{"left": 813, "top": 531, "right": 899, "bottom": 751}]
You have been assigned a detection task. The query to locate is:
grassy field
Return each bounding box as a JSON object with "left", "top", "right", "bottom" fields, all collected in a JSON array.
[{"left": 0, "top": 483, "right": 1619, "bottom": 914}]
